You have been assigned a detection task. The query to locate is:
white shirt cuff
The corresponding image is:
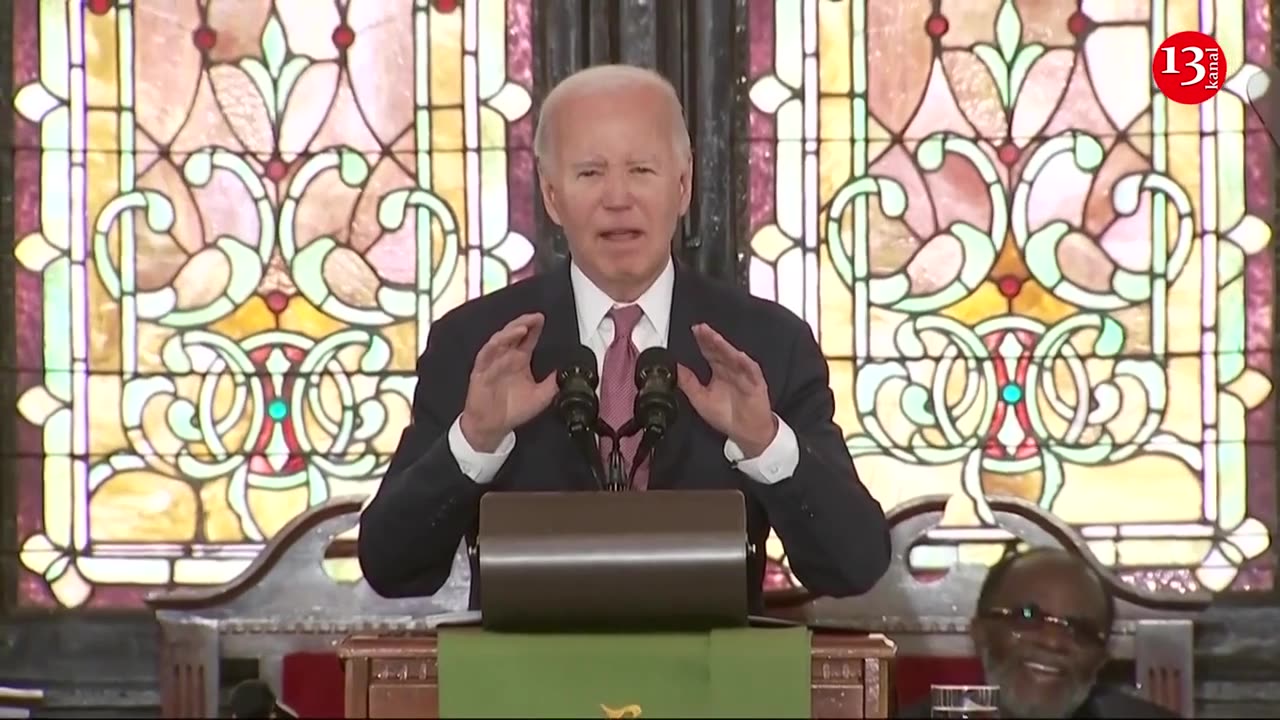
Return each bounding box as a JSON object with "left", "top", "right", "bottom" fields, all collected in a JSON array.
[
  {"left": 448, "top": 416, "right": 515, "bottom": 484},
  {"left": 724, "top": 415, "right": 800, "bottom": 485}
]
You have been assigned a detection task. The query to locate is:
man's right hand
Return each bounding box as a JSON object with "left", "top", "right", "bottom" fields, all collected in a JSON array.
[{"left": 458, "top": 313, "right": 558, "bottom": 452}]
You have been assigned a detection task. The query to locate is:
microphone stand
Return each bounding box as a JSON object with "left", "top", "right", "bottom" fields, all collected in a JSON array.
[
  {"left": 600, "top": 399, "right": 675, "bottom": 491},
  {"left": 604, "top": 419, "right": 653, "bottom": 492},
  {"left": 607, "top": 439, "right": 627, "bottom": 492},
  {"left": 572, "top": 428, "right": 607, "bottom": 490},
  {"left": 595, "top": 421, "right": 627, "bottom": 492}
]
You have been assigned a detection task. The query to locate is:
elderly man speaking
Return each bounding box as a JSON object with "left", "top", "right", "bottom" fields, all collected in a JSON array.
[{"left": 357, "top": 64, "right": 889, "bottom": 614}]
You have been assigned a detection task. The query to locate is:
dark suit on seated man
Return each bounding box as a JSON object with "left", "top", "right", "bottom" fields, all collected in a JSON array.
[
  {"left": 357, "top": 64, "right": 890, "bottom": 614},
  {"left": 897, "top": 548, "right": 1179, "bottom": 719}
]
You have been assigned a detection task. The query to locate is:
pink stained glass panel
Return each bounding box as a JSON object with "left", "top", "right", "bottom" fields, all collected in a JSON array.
[
  {"left": 12, "top": 0, "right": 538, "bottom": 608},
  {"left": 744, "top": 0, "right": 1276, "bottom": 594}
]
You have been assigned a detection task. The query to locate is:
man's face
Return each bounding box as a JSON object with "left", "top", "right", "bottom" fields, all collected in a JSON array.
[
  {"left": 971, "top": 556, "right": 1110, "bottom": 717},
  {"left": 538, "top": 83, "right": 692, "bottom": 300}
]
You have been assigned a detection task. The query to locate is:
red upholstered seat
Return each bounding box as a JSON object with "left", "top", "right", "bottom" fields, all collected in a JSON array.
[{"left": 282, "top": 653, "right": 346, "bottom": 718}]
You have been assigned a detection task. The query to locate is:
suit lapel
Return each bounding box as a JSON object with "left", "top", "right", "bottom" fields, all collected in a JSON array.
[
  {"left": 528, "top": 263, "right": 599, "bottom": 491},
  {"left": 649, "top": 263, "right": 709, "bottom": 489},
  {"left": 531, "top": 262, "right": 579, "bottom": 380}
]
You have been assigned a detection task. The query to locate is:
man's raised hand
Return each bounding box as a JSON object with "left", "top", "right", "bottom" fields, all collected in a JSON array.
[{"left": 458, "top": 313, "right": 557, "bottom": 451}]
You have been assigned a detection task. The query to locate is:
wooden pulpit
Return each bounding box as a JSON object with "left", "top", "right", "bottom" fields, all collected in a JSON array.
[
  {"left": 341, "top": 490, "right": 896, "bottom": 718},
  {"left": 340, "top": 630, "right": 895, "bottom": 718}
]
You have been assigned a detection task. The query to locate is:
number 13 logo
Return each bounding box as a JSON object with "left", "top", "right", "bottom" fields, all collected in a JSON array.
[{"left": 1152, "top": 31, "right": 1226, "bottom": 105}]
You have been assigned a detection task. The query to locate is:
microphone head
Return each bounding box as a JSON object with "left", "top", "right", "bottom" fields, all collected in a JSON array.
[
  {"left": 634, "top": 346, "right": 676, "bottom": 388},
  {"left": 634, "top": 347, "right": 678, "bottom": 434},
  {"left": 557, "top": 345, "right": 599, "bottom": 388},
  {"left": 556, "top": 345, "right": 600, "bottom": 434}
]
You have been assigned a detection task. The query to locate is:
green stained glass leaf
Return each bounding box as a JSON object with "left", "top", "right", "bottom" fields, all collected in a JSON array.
[
  {"left": 277, "top": 57, "right": 310, "bottom": 115},
  {"left": 262, "top": 15, "right": 288, "bottom": 78},
  {"left": 995, "top": 0, "right": 1022, "bottom": 63},
  {"left": 338, "top": 148, "right": 371, "bottom": 186},
  {"left": 482, "top": 256, "right": 510, "bottom": 289},
  {"left": 1094, "top": 317, "right": 1125, "bottom": 356}
]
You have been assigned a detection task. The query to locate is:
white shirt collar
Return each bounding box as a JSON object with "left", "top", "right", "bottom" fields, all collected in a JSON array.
[{"left": 570, "top": 256, "right": 674, "bottom": 341}]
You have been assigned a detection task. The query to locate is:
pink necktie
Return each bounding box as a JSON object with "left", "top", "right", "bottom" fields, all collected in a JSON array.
[{"left": 599, "top": 305, "right": 648, "bottom": 490}]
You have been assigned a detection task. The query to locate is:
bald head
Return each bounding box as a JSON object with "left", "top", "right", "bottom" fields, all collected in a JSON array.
[
  {"left": 534, "top": 64, "right": 691, "bottom": 168},
  {"left": 972, "top": 548, "right": 1115, "bottom": 717},
  {"left": 977, "top": 547, "right": 1113, "bottom": 627}
]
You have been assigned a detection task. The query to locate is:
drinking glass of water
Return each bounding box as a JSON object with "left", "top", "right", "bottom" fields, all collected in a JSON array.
[{"left": 929, "top": 685, "right": 1000, "bottom": 718}]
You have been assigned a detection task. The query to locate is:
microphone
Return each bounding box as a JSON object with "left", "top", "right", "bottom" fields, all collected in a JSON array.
[
  {"left": 625, "top": 347, "right": 679, "bottom": 487},
  {"left": 555, "top": 345, "right": 606, "bottom": 487},
  {"left": 229, "top": 679, "right": 297, "bottom": 719}
]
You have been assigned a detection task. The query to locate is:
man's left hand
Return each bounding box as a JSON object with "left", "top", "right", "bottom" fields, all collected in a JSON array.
[{"left": 677, "top": 323, "right": 779, "bottom": 458}]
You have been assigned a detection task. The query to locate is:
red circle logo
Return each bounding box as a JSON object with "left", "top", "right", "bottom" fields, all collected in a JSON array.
[{"left": 1153, "top": 31, "right": 1226, "bottom": 105}]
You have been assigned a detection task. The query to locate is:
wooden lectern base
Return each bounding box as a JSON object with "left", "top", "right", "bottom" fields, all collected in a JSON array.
[{"left": 339, "top": 631, "right": 894, "bottom": 719}]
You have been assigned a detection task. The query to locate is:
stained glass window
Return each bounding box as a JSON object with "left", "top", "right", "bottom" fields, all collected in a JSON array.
[
  {"left": 752, "top": 0, "right": 1275, "bottom": 593},
  {"left": 11, "top": 0, "right": 536, "bottom": 608}
]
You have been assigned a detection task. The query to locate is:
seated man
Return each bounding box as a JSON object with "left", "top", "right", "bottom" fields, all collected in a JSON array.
[{"left": 898, "top": 547, "right": 1178, "bottom": 718}]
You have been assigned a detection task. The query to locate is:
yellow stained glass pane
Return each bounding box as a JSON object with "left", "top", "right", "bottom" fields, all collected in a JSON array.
[
  {"left": 14, "top": 0, "right": 536, "bottom": 607},
  {"left": 748, "top": 0, "right": 1275, "bottom": 593}
]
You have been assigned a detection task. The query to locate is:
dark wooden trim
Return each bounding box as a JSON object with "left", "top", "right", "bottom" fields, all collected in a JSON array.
[
  {"left": 325, "top": 539, "right": 358, "bottom": 559},
  {"left": 587, "top": 0, "right": 615, "bottom": 66},
  {"left": 653, "top": 0, "right": 691, "bottom": 264},
  {"left": 906, "top": 496, "right": 1212, "bottom": 613},
  {"left": 198, "top": 491, "right": 1213, "bottom": 617},
  {"left": 0, "top": 687, "right": 43, "bottom": 710},
  {"left": 684, "top": 0, "right": 740, "bottom": 284},
  {"left": 0, "top": 0, "right": 18, "bottom": 615},
  {"left": 730, "top": 0, "right": 751, "bottom": 290},
  {"left": 617, "top": 0, "right": 658, "bottom": 68},
  {"left": 765, "top": 495, "right": 1214, "bottom": 615},
  {"left": 144, "top": 497, "right": 363, "bottom": 612},
  {"left": 527, "top": 1, "right": 742, "bottom": 284},
  {"left": 1269, "top": 6, "right": 1280, "bottom": 604},
  {"left": 530, "top": 0, "right": 586, "bottom": 271},
  {"left": 1218, "top": 3, "right": 1280, "bottom": 607}
]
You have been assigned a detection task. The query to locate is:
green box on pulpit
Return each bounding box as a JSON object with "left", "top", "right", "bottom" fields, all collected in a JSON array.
[{"left": 436, "top": 625, "right": 812, "bottom": 718}]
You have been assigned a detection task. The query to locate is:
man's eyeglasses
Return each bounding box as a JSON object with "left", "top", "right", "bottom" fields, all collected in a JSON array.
[{"left": 980, "top": 604, "right": 1109, "bottom": 647}]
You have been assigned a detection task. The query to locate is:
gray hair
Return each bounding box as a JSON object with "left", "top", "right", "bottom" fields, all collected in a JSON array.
[{"left": 533, "top": 64, "right": 692, "bottom": 167}]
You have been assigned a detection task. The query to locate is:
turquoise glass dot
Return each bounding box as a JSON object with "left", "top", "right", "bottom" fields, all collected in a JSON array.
[
  {"left": 268, "top": 399, "right": 288, "bottom": 421},
  {"left": 1000, "top": 383, "right": 1024, "bottom": 404}
]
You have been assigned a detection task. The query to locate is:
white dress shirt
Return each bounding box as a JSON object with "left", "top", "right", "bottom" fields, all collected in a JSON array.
[{"left": 447, "top": 258, "right": 800, "bottom": 485}]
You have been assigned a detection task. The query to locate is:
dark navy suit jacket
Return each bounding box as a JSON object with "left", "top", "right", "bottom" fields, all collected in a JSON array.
[{"left": 358, "top": 260, "right": 891, "bottom": 613}]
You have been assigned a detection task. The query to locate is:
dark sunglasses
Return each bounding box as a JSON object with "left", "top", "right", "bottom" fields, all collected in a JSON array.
[{"left": 980, "top": 604, "right": 1109, "bottom": 647}]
